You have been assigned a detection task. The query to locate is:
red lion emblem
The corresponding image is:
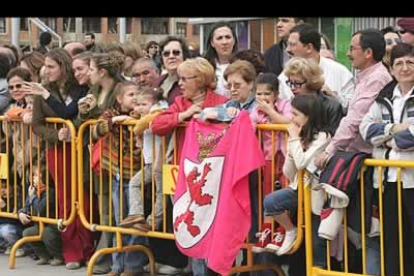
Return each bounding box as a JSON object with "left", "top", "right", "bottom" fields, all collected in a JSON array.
[{"left": 174, "top": 163, "right": 213, "bottom": 237}]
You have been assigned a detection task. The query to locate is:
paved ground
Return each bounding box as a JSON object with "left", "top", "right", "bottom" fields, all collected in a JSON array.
[
  {"left": 0, "top": 253, "right": 86, "bottom": 276},
  {"left": 0, "top": 253, "right": 191, "bottom": 276}
]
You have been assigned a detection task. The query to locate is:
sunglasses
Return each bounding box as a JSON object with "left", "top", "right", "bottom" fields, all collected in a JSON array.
[
  {"left": 8, "top": 83, "right": 23, "bottom": 90},
  {"left": 385, "top": 38, "right": 402, "bottom": 45},
  {"left": 399, "top": 30, "right": 414, "bottom": 35},
  {"left": 162, "top": 50, "right": 181, "bottom": 58}
]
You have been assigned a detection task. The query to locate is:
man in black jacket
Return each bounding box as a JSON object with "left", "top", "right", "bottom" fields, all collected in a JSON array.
[{"left": 264, "top": 17, "right": 304, "bottom": 76}]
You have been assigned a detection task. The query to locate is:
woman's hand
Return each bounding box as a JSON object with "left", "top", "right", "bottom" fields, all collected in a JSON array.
[
  {"left": 18, "top": 213, "right": 31, "bottom": 225},
  {"left": 21, "top": 82, "right": 50, "bottom": 99},
  {"left": 22, "top": 112, "right": 32, "bottom": 125},
  {"left": 78, "top": 95, "right": 97, "bottom": 114},
  {"left": 287, "top": 123, "right": 301, "bottom": 139},
  {"left": 180, "top": 104, "right": 202, "bottom": 122},
  {"left": 226, "top": 107, "right": 239, "bottom": 118},
  {"left": 58, "top": 127, "right": 71, "bottom": 142}
]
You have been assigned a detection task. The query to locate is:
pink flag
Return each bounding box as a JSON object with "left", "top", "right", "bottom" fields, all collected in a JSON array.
[{"left": 173, "top": 111, "right": 265, "bottom": 275}]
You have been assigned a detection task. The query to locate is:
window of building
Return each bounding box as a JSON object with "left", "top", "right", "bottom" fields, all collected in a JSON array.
[
  {"left": 63, "top": 17, "right": 76, "bottom": 33},
  {"left": 108, "top": 17, "right": 118, "bottom": 34},
  {"left": 20, "top": 17, "right": 28, "bottom": 31},
  {"left": 176, "top": 22, "right": 187, "bottom": 36},
  {"left": 0, "top": 18, "right": 5, "bottom": 33},
  {"left": 83, "top": 17, "right": 101, "bottom": 33},
  {"left": 141, "top": 18, "right": 168, "bottom": 34},
  {"left": 192, "top": 24, "right": 200, "bottom": 35},
  {"left": 39, "top": 17, "right": 57, "bottom": 31}
]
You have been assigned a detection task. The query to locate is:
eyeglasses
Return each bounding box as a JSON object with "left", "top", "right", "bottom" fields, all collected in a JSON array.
[
  {"left": 385, "top": 38, "right": 402, "bottom": 46},
  {"left": 179, "top": 75, "right": 197, "bottom": 82},
  {"left": 393, "top": 59, "right": 414, "bottom": 69},
  {"left": 399, "top": 30, "right": 414, "bottom": 35},
  {"left": 286, "top": 79, "right": 306, "bottom": 89},
  {"left": 8, "top": 83, "right": 23, "bottom": 90},
  {"left": 162, "top": 50, "right": 181, "bottom": 58},
  {"left": 226, "top": 82, "right": 242, "bottom": 90}
]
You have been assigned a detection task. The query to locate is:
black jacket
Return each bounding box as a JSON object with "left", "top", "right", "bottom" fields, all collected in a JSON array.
[
  {"left": 264, "top": 40, "right": 285, "bottom": 76},
  {"left": 318, "top": 92, "right": 345, "bottom": 136}
]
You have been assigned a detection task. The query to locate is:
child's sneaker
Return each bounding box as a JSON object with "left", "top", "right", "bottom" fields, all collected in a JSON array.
[
  {"left": 252, "top": 224, "right": 272, "bottom": 253},
  {"left": 277, "top": 227, "right": 297, "bottom": 256},
  {"left": 265, "top": 226, "right": 285, "bottom": 252}
]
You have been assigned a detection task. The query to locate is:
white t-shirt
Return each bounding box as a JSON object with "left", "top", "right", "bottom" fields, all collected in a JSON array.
[{"left": 215, "top": 62, "right": 230, "bottom": 98}]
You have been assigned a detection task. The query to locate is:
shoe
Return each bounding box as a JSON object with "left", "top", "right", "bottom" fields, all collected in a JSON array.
[
  {"left": 252, "top": 227, "right": 272, "bottom": 253},
  {"left": 66, "top": 261, "right": 81, "bottom": 270},
  {"left": 4, "top": 247, "right": 11, "bottom": 255},
  {"left": 36, "top": 257, "right": 49, "bottom": 265},
  {"left": 15, "top": 248, "right": 25, "bottom": 257},
  {"left": 50, "top": 258, "right": 64, "bottom": 266},
  {"left": 30, "top": 253, "right": 40, "bottom": 261},
  {"left": 119, "top": 214, "right": 146, "bottom": 228},
  {"left": 277, "top": 228, "right": 297, "bottom": 256},
  {"left": 133, "top": 221, "right": 152, "bottom": 232},
  {"left": 158, "top": 264, "right": 183, "bottom": 275},
  {"left": 265, "top": 226, "right": 286, "bottom": 252},
  {"left": 93, "top": 265, "right": 111, "bottom": 274}
]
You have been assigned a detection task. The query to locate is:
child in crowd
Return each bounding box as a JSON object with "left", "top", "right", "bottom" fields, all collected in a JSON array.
[
  {"left": 0, "top": 180, "right": 24, "bottom": 257},
  {"left": 263, "top": 94, "right": 331, "bottom": 256},
  {"left": 18, "top": 166, "right": 62, "bottom": 266},
  {"left": 92, "top": 81, "right": 148, "bottom": 276},
  {"left": 250, "top": 73, "right": 293, "bottom": 253},
  {"left": 119, "top": 87, "right": 168, "bottom": 232}
]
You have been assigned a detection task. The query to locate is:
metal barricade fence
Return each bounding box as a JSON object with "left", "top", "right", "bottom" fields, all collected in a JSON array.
[
  {"left": 0, "top": 116, "right": 77, "bottom": 269},
  {"left": 304, "top": 158, "right": 414, "bottom": 276},
  {"left": 77, "top": 120, "right": 302, "bottom": 276}
]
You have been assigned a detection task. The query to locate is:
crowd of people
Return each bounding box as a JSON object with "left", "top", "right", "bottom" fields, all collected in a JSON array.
[{"left": 0, "top": 16, "right": 414, "bottom": 276}]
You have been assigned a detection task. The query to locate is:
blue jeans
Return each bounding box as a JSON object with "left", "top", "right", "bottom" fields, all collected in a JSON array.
[
  {"left": 263, "top": 188, "right": 326, "bottom": 268},
  {"left": 365, "top": 236, "right": 380, "bottom": 275},
  {"left": 111, "top": 176, "right": 149, "bottom": 273},
  {"left": 0, "top": 224, "right": 22, "bottom": 246},
  {"left": 192, "top": 258, "right": 207, "bottom": 276}
]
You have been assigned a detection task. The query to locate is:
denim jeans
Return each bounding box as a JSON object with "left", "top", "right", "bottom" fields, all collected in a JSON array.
[
  {"left": 365, "top": 236, "right": 380, "bottom": 275},
  {"left": 0, "top": 224, "right": 22, "bottom": 246},
  {"left": 111, "top": 175, "right": 149, "bottom": 273},
  {"left": 192, "top": 258, "right": 207, "bottom": 276}
]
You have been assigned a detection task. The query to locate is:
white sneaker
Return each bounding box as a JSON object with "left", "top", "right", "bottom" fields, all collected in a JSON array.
[
  {"left": 158, "top": 264, "right": 183, "bottom": 275},
  {"left": 277, "top": 228, "right": 297, "bottom": 256},
  {"left": 15, "top": 248, "right": 25, "bottom": 257},
  {"left": 4, "top": 247, "right": 11, "bottom": 255}
]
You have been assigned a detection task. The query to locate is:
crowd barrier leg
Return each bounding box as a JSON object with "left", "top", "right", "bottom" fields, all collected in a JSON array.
[
  {"left": 8, "top": 221, "right": 44, "bottom": 269},
  {"left": 86, "top": 231, "right": 156, "bottom": 276}
]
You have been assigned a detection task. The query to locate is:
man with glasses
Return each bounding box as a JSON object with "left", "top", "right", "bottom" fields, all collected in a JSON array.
[
  {"left": 279, "top": 23, "right": 355, "bottom": 112},
  {"left": 131, "top": 58, "right": 160, "bottom": 88},
  {"left": 264, "top": 17, "right": 304, "bottom": 76},
  {"left": 397, "top": 17, "right": 414, "bottom": 46}
]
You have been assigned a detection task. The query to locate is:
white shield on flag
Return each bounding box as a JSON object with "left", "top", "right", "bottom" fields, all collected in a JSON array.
[{"left": 173, "top": 156, "right": 224, "bottom": 248}]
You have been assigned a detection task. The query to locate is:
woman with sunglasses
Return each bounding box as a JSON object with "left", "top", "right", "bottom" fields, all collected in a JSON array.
[
  {"left": 397, "top": 17, "right": 414, "bottom": 46},
  {"left": 284, "top": 57, "right": 343, "bottom": 136},
  {"left": 154, "top": 36, "right": 191, "bottom": 105},
  {"left": 381, "top": 26, "right": 401, "bottom": 71},
  {"left": 204, "top": 22, "right": 238, "bottom": 98}
]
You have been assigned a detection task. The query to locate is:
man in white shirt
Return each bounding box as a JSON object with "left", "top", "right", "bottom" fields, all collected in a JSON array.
[{"left": 279, "top": 24, "right": 355, "bottom": 112}]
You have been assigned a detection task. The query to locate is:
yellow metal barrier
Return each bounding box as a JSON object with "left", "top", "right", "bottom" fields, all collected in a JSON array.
[
  {"left": 77, "top": 120, "right": 299, "bottom": 276},
  {"left": 0, "top": 117, "right": 78, "bottom": 269},
  {"left": 304, "top": 158, "right": 414, "bottom": 276}
]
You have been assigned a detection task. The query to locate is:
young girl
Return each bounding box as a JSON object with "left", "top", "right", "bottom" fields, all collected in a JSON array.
[
  {"left": 92, "top": 81, "right": 147, "bottom": 276},
  {"left": 263, "top": 94, "right": 331, "bottom": 256},
  {"left": 250, "top": 73, "right": 292, "bottom": 253},
  {"left": 119, "top": 87, "right": 168, "bottom": 231}
]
